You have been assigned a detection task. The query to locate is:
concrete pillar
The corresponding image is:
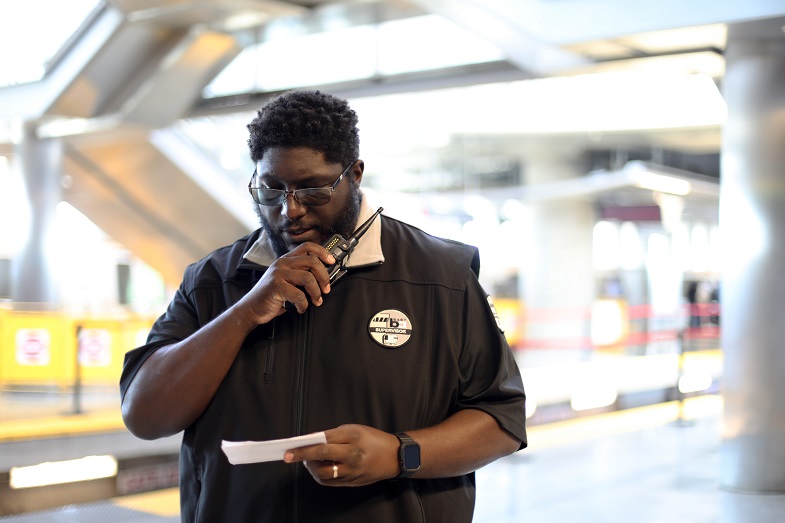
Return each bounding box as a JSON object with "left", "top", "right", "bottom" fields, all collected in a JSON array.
[
  {"left": 719, "top": 17, "right": 785, "bottom": 492},
  {"left": 11, "top": 124, "right": 63, "bottom": 310},
  {"left": 519, "top": 148, "right": 596, "bottom": 357}
]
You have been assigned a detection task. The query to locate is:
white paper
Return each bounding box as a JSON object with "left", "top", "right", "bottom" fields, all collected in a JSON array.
[{"left": 221, "top": 431, "right": 327, "bottom": 465}]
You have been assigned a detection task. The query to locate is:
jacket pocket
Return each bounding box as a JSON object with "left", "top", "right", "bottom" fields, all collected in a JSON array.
[{"left": 239, "top": 320, "right": 278, "bottom": 385}]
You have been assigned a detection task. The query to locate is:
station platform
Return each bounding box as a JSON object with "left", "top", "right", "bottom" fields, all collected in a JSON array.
[{"left": 2, "top": 393, "right": 785, "bottom": 522}]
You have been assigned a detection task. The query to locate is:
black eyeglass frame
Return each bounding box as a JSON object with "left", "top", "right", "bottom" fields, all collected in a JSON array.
[{"left": 248, "top": 160, "right": 356, "bottom": 207}]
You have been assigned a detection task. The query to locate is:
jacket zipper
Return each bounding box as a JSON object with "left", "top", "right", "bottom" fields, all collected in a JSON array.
[
  {"left": 292, "top": 310, "right": 310, "bottom": 523},
  {"left": 263, "top": 319, "right": 276, "bottom": 384}
]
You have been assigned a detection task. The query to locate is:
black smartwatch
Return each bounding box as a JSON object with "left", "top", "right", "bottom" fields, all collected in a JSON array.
[{"left": 394, "top": 432, "right": 421, "bottom": 479}]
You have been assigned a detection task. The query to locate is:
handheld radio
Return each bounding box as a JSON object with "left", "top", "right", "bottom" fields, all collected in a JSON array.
[{"left": 322, "top": 207, "right": 383, "bottom": 284}]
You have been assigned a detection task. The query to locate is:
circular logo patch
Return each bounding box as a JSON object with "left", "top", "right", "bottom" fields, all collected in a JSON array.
[{"left": 368, "top": 309, "right": 413, "bottom": 348}]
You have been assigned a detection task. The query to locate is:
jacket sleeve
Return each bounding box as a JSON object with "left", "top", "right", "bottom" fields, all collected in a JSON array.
[
  {"left": 119, "top": 271, "right": 200, "bottom": 402},
  {"left": 456, "top": 269, "right": 528, "bottom": 450}
]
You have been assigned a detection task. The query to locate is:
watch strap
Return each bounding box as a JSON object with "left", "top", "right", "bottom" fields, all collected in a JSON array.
[{"left": 395, "top": 432, "right": 420, "bottom": 479}]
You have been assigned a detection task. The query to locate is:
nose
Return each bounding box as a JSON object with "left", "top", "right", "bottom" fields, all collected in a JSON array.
[{"left": 281, "top": 192, "right": 307, "bottom": 220}]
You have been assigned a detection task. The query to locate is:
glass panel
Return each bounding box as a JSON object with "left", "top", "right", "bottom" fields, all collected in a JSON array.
[
  {"left": 593, "top": 221, "right": 620, "bottom": 271},
  {"left": 377, "top": 14, "right": 504, "bottom": 75},
  {"left": 206, "top": 25, "right": 377, "bottom": 97},
  {"left": 204, "top": 14, "right": 504, "bottom": 98},
  {"left": 202, "top": 47, "right": 259, "bottom": 98},
  {"left": 256, "top": 25, "right": 378, "bottom": 91},
  {"left": 0, "top": 0, "right": 102, "bottom": 88},
  {"left": 175, "top": 113, "right": 256, "bottom": 184}
]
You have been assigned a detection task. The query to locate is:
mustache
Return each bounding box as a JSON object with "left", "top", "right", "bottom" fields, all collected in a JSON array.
[{"left": 278, "top": 219, "right": 328, "bottom": 236}]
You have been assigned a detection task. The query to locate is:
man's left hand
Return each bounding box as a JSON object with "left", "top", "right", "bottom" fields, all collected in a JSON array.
[{"left": 284, "top": 424, "right": 400, "bottom": 486}]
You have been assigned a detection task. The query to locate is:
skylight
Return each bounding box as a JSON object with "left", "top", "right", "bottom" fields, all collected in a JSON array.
[
  {"left": 0, "top": 0, "right": 102, "bottom": 88},
  {"left": 204, "top": 13, "right": 505, "bottom": 98}
]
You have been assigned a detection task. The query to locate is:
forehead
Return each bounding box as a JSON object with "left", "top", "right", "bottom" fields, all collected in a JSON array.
[{"left": 256, "top": 147, "right": 333, "bottom": 177}]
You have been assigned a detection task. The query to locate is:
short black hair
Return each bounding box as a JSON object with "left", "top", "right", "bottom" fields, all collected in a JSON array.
[{"left": 247, "top": 90, "right": 360, "bottom": 165}]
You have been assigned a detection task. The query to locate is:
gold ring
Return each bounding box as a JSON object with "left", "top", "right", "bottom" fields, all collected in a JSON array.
[{"left": 332, "top": 463, "right": 338, "bottom": 479}]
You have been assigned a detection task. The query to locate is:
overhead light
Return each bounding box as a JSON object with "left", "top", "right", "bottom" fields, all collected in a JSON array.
[
  {"left": 678, "top": 373, "right": 713, "bottom": 394},
  {"left": 570, "top": 371, "right": 618, "bottom": 411},
  {"left": 625, "top": 161, "right": 692, "bottom": 196},
  {"left": 10, "top": 455, "right": 118, "bottom": 489},
  {"left": 223, "top": 12, "right": 270, "bottom": 31},
  {"left": 571, "top": 386, "right": 618, "bottom": 412},
  {"left": 590, "top": 299, "right": 626, "bottom": 346},
  {"left": 37, "top": 116, "right": 120, "bottom": 139},
  {"left": 633, "top": 171, "right": 692, "bottom": 196}
]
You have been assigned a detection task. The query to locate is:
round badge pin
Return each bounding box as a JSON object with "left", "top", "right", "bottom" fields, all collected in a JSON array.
[{"left": 368, "top": 309, "right": 413, "bottom": 348}]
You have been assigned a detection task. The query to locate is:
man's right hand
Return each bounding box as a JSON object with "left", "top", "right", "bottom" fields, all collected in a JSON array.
[
  {"left": 237, "top": 242, "right": 336, "bottom": 324},
  {"left": 122, "top": 242, "right": 335, "bottom": 440}
]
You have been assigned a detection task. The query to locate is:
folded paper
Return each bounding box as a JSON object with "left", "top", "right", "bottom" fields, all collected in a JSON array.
[{"left": 221, "top": 431, "right": 327, "bottom": 465}]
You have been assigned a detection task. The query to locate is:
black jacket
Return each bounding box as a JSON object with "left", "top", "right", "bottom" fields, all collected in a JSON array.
[{"left": 121, "top": 214, "right": 527, "bottom": 523}]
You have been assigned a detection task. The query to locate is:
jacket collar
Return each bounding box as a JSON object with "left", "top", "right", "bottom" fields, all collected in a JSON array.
[{"left": 242, "top": 194, "right": 385, "bottom": 270}]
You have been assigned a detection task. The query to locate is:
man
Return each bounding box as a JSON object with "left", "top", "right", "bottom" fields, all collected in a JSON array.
[{"left": 121, "top": 90, "right": 527, "bottom": 522}]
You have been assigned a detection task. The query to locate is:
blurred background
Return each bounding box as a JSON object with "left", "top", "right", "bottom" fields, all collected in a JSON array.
[{"left": 0, "top": 1, "right": 784, "bottom": 521}]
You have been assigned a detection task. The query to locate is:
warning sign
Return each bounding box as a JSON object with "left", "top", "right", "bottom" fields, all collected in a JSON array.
[
  {"left": 16, "top": 329, "right": 51, "bottom": 366},
  {"left": 78, "top": 328, "right": 112, "bottom": 367}
]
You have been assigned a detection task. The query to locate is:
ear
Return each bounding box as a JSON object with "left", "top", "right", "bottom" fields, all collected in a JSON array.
[{"left": 351, "top": 159, "right": 364, "bottom": 185}]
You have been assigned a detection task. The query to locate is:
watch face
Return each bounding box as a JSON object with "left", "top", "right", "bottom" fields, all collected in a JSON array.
[{"left": 402, "top": 443, "right": 421, "bottom": 470}]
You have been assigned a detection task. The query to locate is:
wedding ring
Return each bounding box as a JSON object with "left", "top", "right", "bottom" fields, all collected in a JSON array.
[{"left": 332, "top": 463, "right": 338, "bottom": 479}]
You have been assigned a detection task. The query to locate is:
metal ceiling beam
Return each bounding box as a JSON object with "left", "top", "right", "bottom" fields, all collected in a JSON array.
[
  {"left": 190, "top": 60, "right": 530, "bottom": 117},
  {"left": 0, "top": 5, "right": 125, "bottom": 121},
  {"left": 63, "top": 138, "right": 253, "bottom": 284},
  {"left": 121, "top": 28, "right": 241, "bottom": 127},
  {"left": 430, "top": 0, "right": 785, "bottom": 46},
  {"left": 408, "top": 0, "right": 590, "bottom": 75}
]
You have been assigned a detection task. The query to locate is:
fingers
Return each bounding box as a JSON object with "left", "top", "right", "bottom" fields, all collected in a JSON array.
[
  {"left": 284, "top": 441, "right": 334, "bottom": 464},
  {"left": 283, "top": 425, "right": 399, "bottom": 487},
  {"left": 307, "top": 460, "right": 342, "bottom": 483},
  {"left": 276, "top": 244, "right": 334, "bottom": 310},
  {"left": 283, "top": 443, "right": 349, "bottom": 485},
  {"left": 245, "top": 243, "right": 335, "bottom": 320},
  {"left": 283, "top": 425, "right": 352, "bottom": 463},
  {"left": 279, "top": 265, "right": 328, "bottom": 307},
  {"left": 301, "top": 459, "right": 354, "bottom": 486}
]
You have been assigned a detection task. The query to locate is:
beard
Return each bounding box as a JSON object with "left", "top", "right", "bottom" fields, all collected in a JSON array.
[{"left": 256, "top": 184, "right": 362, "bottom": 258}]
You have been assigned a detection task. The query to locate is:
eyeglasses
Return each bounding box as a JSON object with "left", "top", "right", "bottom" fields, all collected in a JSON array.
[{"left": 248, "top": 160, "right": 355, "bottom": 207}]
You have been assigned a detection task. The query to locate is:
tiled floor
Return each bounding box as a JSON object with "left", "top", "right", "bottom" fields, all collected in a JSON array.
[
  {"left": 475, "top": 402, "right": 785, "bottom": 522},
  {"left": 3, "top": 396, "right": 785, "bottom": 522}
]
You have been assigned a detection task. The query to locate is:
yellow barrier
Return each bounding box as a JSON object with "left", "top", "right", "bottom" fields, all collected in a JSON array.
[
  {"left": 0, "top": 308, "right": 156, "bottom": 389},
  {"left": 493, "top": 298, "right": 524, "bottom": 348}
]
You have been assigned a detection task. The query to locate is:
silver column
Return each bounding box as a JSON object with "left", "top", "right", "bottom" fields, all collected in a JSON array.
[
  {"left": 519, "top": 146, "right": 596, "bottom": 357},
  {"left": 719, "top": 17, "right": 785, "bottom": 492},
  {"left": 10, "top": 124, "right": 63, "bottom": 310}
]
